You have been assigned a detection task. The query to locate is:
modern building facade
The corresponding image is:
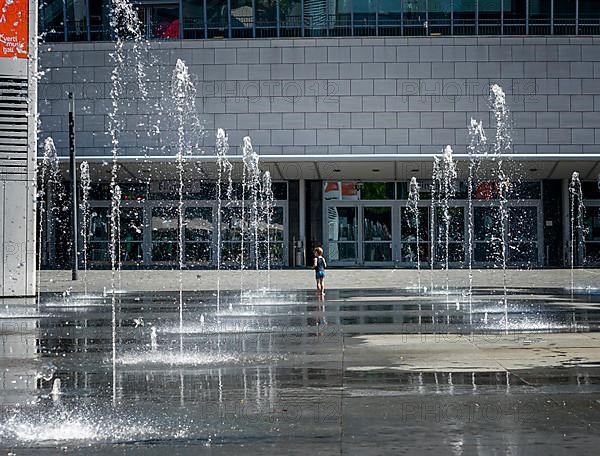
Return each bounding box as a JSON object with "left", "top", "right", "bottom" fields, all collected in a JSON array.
[
  {"left": 0, "top": 0, "right": 37, "bottom": 296},
  {"left": 37, "top": 1, "right": 600, "bottom": 269}
]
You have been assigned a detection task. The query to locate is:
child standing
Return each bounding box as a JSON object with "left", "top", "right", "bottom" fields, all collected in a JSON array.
[{"left": 313, "top": 247, "right": 327, "bottom": 295}]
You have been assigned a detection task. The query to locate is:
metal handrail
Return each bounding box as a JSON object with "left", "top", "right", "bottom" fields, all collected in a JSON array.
[{"left": 56, "top": 15, "right": 599, "bottom": 42}]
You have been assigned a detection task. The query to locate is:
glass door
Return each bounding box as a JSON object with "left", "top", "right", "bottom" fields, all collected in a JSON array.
[
  {"left": 400, "top": 206, "right": 430, "bottom": 265},
  {"left": 434, "top": 207, "right": 465, "bottom": 265},
  {"left": 363, "top": 206, "right": 393, "bottom": 264},
  {"left": 584, "top": 205, "right": 600, "bottom": 265},
  {"left": 508, "top": 206, "right": 539, "bottom": 266},
  {"left": 185, "top": 206, "right": 213, "bottom": 266},
  {"left": 151, "top": 206, "right": 179, "bottom": 263},
  {"left": 326, "top": 206, "right": 358, "bottom": 264},
  {"left": 120, "top": 206, "right": 144, "bottom": 266},
  {"left": 473, "top": 206, "right": 502, "bottom": 264}
]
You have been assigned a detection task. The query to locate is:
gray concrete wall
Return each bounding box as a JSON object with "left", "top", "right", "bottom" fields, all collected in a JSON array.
[
  {"left": 0, "top": 0, "right": 37, "bottom": 297},
  {"left": 38, "top": 35, "right": 600, "bottom": 159}
]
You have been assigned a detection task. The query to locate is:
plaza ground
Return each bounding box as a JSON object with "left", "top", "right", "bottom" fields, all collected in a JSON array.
[
  {"left": 2, "top": 271, "right": 599, "bottom": 454},
  {"left": 38, "top": 267, "right": 600, "bottom": 293}
]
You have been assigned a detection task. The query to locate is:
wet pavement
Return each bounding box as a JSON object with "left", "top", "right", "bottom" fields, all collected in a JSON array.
[{"left": 1, "top": 286, "right": 600, "bottom": 454}]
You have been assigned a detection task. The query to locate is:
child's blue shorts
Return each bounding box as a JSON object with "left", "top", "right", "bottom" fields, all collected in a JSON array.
[{"left": 316, "top": 271, "right": 326, "bottom": 279}]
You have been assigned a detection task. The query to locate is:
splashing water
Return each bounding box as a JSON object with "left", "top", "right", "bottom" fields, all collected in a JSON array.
[
  {"left": 430, "top": 157, "right": 440, "bottom": 296},
  {"left": 242, "top": 137, "right": 261, "bottom": 273},
  {"left": 408, "top": 177, "right": 421, "bottom": 292},
  {"left": 490, "top": 84, "right": 512, "bottom": 333},
  {"left": 467, "top": 119, "right": 487, "bottom": 322},
  {"left": 440, "top": 146, "right": 457, "bottom": 300},
  {"left": 171, "top": 58, "right": 199, "bottom": 354},
  {"left": 216, "top": 128, "right": 233, "bottom": 313},
  {"left": 150, "top": 327, "right": 158, "bottom": 352},
  {"left": 80, "top": 161, "right": 91, "bottom": 294},
  {"left": 569, "top": 172, "right": 587, "bottom": 299},
  {"left": 262, "top": 171, "right": 275, "bottom": 288},
  {"left": 37, "top": 137, "right": 64, "bottom": 303},
  {"left": 110, "top": 184, "right": 121, "bottom": 405}
]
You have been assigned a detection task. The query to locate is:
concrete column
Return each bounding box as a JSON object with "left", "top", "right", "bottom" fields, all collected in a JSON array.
[{"left": 561, "top": 178, "right": 571, "bottom": 267}]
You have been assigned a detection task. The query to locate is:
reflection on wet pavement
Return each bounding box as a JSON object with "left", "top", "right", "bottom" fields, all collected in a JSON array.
[{"left": 1, "top": 287, "right": 600, "bottom": 454}]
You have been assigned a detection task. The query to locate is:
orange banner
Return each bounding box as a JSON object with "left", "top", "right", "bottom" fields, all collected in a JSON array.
[{"left": 0, "top": 0, "right": 29, "bottom": 59}]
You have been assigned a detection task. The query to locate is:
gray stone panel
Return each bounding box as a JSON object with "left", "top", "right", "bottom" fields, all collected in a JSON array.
[{"left": 38, "top": 37, "right": 600, "bottom": 160}]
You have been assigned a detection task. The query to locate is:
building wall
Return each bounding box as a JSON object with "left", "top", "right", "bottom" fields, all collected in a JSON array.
[
  {"left": 38, "top": 35, "right": 600, "bottom": 160},
  {"left": 0, "top": 0, "right": 37, "bottom": 296}
]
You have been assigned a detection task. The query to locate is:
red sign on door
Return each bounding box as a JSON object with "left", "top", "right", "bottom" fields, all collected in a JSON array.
[{"left": 0, "top": 0, "right": 28, "bottom": 59}]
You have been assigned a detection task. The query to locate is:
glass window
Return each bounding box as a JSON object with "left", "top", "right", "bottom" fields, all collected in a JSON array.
[
  {"left": 580, "top": 0, "right": 600, "bottom": 19},
  {"left": 273, "top": 182, "right": 288, "bottom": 200},
  {"left": 207, "top": 0, "right": 228, "bottom": 37},
  {"left": 231, "top": 0, "right": 253, "bottom": 37},
  {"left": 151, "top": 207, "right": 179, "bottom": 262},
  {"left": 378, "top": 0, "right": 402, "bottom": 34},
  {"left": 256, "top": 0, "right": 278, "bottom": 37},
  {"left": 65, "top": 0, "right": 88, "bottom": 41},
  {"left": 323, "top": 181, "right": 360, "bottom": 201},
  {"left": 360, "top": 182, "right": 395, "bottom": 200},
  {"left": 183, "top": 0, "right": 205, "bottom": 39},
  {"left": 185, "top": 207, "right": 213, "bottom": 264},
  {"left": 479, "top": 0, "right": 503, "bottom": 34},
  {"left": 304, "top": 0, "right": 328, "bottom": 30},
  {"left": 403, "top": 0, "right": 427, "bottom": 36},
  {"left": 504, "top": 0, "right": 527, "bottom": 34},
  {"left": 428, "top": 0, "right": 451, "bottom": 35},
  {"left": 584, "top": 205, "right": 600, "bottom": 265},
  {"left": 89, "top": 0, "right": 111, "bottom": 40},
  {"left": 508, "top": 182, "right": 541, "bottom": 200},
  {"left": 121, "top": 207, "right": 144, "bottom": 264},
  {"left": 582, "top": 182, "right": 600, "bottom": 200},
  {"left": 453, "top": 0, "right": 477, "bottom": 35},
  {"left": 585, "top": 206, "right": 600, "bottom": 242},
  {"left": 185, "top": 207, "right": 213, "bottom": 242},
  {"left": 280, "top": 0, "right": 302, "bottom": 36},
  {"left": 529, "top": 0, "right": 551, "bottom": 35},
  {"left": 41, "top": 0, "right": 66, "bottom": 42},
  {"left": 89, "top": 207, "right": 109, "bottom": 262},
  {"left": 151, "top": 6, "right": 180, "bottom": 39},
  {"left": 398, "top": 181, "right": 433, "bottom": 200}
]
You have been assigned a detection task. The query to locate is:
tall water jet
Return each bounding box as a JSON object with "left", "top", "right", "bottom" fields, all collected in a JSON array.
[
  {"left": 109, "top": 184, "right": 121, "bottom": 406},
  {"left": 430, "top": 157, "right": 440, "bottom": 295},
  {"left": 171, "top": 58, "right": 199, "bottom": 353},
  {"left": 79, "top": 161, "right": 91, "bottom": 294},
  {"left": 467, "top": 119, "right": 487, "bottom": 319},
  {"left": 108, "top": 0, "right": 148, "bottom": 294},
  {"left": 490, "top": 84, "right": 512, "bottom": 332},
  {"left": 440, "top": 146, "right": 457, "bottom": 299},
  {"left": 242, "top": 137, "right": 261, "bottom": 272},
  {"left": 216, "top": 129, "right": 233, "bottom": 312},
  {"left": 37, "top": 137, "right": 63, "bottom": 303},
  {"left": 408, "top": 177, "right": 421, "bottom": 291},
  {"left": 570, "top": 172, "right": 586, "bottom": 298},
  {"left": 240, "top": 136, "right": 260, "bottom": 295},
  {"left": 262, "top": 171, "right": 274, "bottom": 288}
]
